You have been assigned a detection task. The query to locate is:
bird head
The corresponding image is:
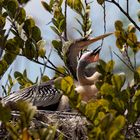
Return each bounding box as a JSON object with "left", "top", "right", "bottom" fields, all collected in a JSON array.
[
  {"left": 65, "top": 32, "right": 113, "bottom": 79},
  {"left": 79, "top": 46, "right": 101, "bottom": 63}
]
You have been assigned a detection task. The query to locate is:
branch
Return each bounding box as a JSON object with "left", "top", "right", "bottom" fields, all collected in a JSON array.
[
  {"left": 105, "top": 0, "right": 140, "bottom": 31},
  {"left": 113, "top": 51, "right": 135, "bottom": 72},
  {"left": 64, "top": 0, "right": 68, "bottom": 41}
]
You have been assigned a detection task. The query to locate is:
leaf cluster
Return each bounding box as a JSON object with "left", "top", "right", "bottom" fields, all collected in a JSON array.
[{"left": 0, "top": 0, "right": 46, "bottom": 78}]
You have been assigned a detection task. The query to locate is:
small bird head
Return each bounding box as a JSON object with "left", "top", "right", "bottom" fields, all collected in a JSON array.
[{"left": 80, "top": 46, "right": 101, "bottom": 63}]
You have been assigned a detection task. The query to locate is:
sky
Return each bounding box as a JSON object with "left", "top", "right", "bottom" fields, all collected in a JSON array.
[{"left": 0, "top": 0, "right": 140, "bottom": 95}]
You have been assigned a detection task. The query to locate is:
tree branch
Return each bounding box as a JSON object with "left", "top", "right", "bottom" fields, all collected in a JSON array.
[{"left": 105, "top": 0, "right": 140, "bottom": 31}]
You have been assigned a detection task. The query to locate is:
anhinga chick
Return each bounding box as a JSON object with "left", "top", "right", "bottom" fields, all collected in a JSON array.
[{"left": 75, "top": 47, "right": 101, "bottom": 102}]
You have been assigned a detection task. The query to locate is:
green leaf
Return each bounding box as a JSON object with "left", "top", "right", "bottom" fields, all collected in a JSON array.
[
  {"left": 0, "top": 103, "right": 11, "bottom": 122},
  {"left": 0, "top": 15, "right": 6, "bottom": 28},
  {"left": 37, "top": 40, "right": 46, "bottom": 57},
  {"left": 3, "top": 52, "right": 16, "bottom": 65},
  {"left": 17, "top": 0, "right": 31, "bottom": 4},
  {"left": 23, "top": 39, "right": 36, "bottom": 59},
  {"left": 100, "top": 83, "right": 115, "bottom": 97},
  {"left": 41, "top": 1, "right": 52, "bottom": 13},
  {"left": 41, "top": 75, "right": 50, "bottom": 82},
  {"left": 111, "top": 73, "right": 125, "bottom": 91},
  {"left": 0, "top": 60, "right": 8, "bottom": 75},
  {"left": 31, "top": 26, "right": 42, "bottom": 42},
  {"left": 16, "top": 7, "right": 26, "bottom": 24},
  {"left": 67, "top": 0, "right": 83, "bottom": 13},
  {"left": 17, "top": 101, "right": 37, "bottom": 128},
  {"left": 97, "top": 0, "right": 105, "bottom": 5},
  {"left": 107, "top": 115, "right": 125, "bottom": 140},
  {"left": 23, "top": 18, "right": 35, "bottom": 35},
  {"left": 115, "top": 20, "right": 123, "bottom": 31},
  {"left": 127, "top": 23, "right": 136, "bottom": 33},
  {"left": 116, "top": 38, "right": 125, "bottom": 49},
  {"left": 105, "top": 60, "right": 114, "bottom": 73},
  {"left": 50, "top": 26, "right": 61, "bottom": 36},
  {"left": 58, "top": 19, "right": 65, "bottom": 32},
  {"left": 61, "top": 76, "right": 74, "bottom": 94},
  {"left": 7, "top": 0, "right": 18, "bottom": 18}
]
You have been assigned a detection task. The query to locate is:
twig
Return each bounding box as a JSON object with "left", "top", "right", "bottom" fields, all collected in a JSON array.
[
  {"left": 134, "top": 52, "right": 137, "bottom": 70},
  {"left": 113, "top": 51, "right": 135, "bottom": 72},
  {"left": 64, "top": 0, "right": 68, "bottom": 41},
  {"left": 123, "top": 46, "right": 134, "bottom": 70},
  {"left": 105, "top": 0, "right": 140, "bottom": 31},
  {"left": 100, "top": 2, "right": 107, "bottom": 47},
  {"left": 126, "top": 0, "right": 129, "bottom": 14}
]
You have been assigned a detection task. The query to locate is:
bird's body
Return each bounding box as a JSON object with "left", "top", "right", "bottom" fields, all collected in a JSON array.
[
  {"left": 75, "top": 47, "right": 101, "bottom": 102},
  {"left": 1, "top": 33, "right": 113, "bottom": 110},
  {"left": 2, "top": 80, "right": 63, "bottom": 110}
]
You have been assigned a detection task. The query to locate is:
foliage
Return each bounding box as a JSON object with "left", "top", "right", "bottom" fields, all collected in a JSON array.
[{"left": 0, "top": 0, "right": 140, "bottom": 139}]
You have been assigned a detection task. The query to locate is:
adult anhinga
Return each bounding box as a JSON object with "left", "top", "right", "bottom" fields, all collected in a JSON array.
[{"left": 1, "top": 33, "right": 112, "bottom": 110}]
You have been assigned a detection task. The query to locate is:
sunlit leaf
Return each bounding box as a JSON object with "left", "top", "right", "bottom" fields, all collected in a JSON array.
[
  {"left": 105, "top": 60, "right": 114, "bottom": 73},
  {"left": 111, "top": 73, "right": 125, "bottom": 91},
  {"left": 115, "top": 20, "right": 123, "bottom": 31},
  {"left": 0, "top": 103, "right": 11, "bottom": 122},
  {"left": 107, "top": 115, "right": 125, "bottom": 139},
  {"left": 41, "top": 1, "right": 52, "bottom": 13},
  {"left": 67, "top": 0, "right": 83, "bottom": 13},
  {"left": 97, "top": 0, "right": 105, "bottom": 5},
  {"left": 100, "top": 83, "right": 115, "bottom": 97},
  {"left": 127, "top": 23, "right": 136, "bottom": 33}
]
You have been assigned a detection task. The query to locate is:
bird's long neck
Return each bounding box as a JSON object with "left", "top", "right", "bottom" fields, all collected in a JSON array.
[{"left": 77, "top": 61, "right": 101, "bottom": 85}]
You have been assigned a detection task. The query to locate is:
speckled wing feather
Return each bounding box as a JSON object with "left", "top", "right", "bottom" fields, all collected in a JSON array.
[{"left": 2, "top": 80, "right": 63, "bottom": 108}]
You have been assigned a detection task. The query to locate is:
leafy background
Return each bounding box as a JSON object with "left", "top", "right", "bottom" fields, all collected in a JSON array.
[{"left": 0, "top": 0, "right": 140, "bottom": 96}]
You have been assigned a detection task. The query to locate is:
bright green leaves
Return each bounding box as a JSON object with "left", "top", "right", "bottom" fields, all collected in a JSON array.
[
  {"left": 36, "top": 40, "right": 46, "bottom": 58},
  {"left": 60, "top": 76, "right": 74, "bottom": 94},
  {"left": 0, "top": 103, "right": 11, "bottom": 122},
  {"left": 14, "top": 70, "right": 34, "bottom": 89},
  {"left": 4, "top": 101, "right": 36, "bottom": 139},
  {"left": 100, "top": 83, "right": 115, "bottom": 97},
  {"left": 41, "top": 1, "right": 53, "bottom": 13},
  {"left": 42, "top": 0, "right": 65, "bottom": 37},
  {"left": 106, "top": 115, "right": 125, "bottom": 140},
  {"left": 86, "top": 101, "right": 125, "bottom": 139},
  {"left": 114, "top": 20, "right": 140, "bottom": 53},
  {"left": 67, "top": 0, "right": 83, "bottom": 14},
  {"left": 55, "top": 76, "right": 80, "bottom": 107},
  {"left": 133, "top": 90, "right": 140, "bottom": 112},
  {"left": 97, "top": 60, "right": 114, "bottom": 75},
  {"left": 111, "top": 73, "right": 126, "bottom": 92},
  {"left": 17, "top": 101, "right": 37, "bottom": 128},
  {"left": 85, "top": 99, "right": 109, "bottom": 121}
]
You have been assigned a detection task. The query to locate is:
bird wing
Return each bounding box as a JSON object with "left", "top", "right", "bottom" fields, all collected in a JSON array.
[{"left": 2, "top": 80, "right": 63, "bottom": 107}]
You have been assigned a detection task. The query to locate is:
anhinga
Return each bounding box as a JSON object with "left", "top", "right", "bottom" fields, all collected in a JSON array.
[{"left": 1, "top": 33, "right": 112, "bottom": 110}]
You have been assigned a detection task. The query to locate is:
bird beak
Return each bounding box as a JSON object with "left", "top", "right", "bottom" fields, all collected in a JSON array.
[
  {"left": 88, "top": 46, "right": 101, "bottom": 62},
  {"left": 78, "top": 32, "right": 113, "bottom": 48}
]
